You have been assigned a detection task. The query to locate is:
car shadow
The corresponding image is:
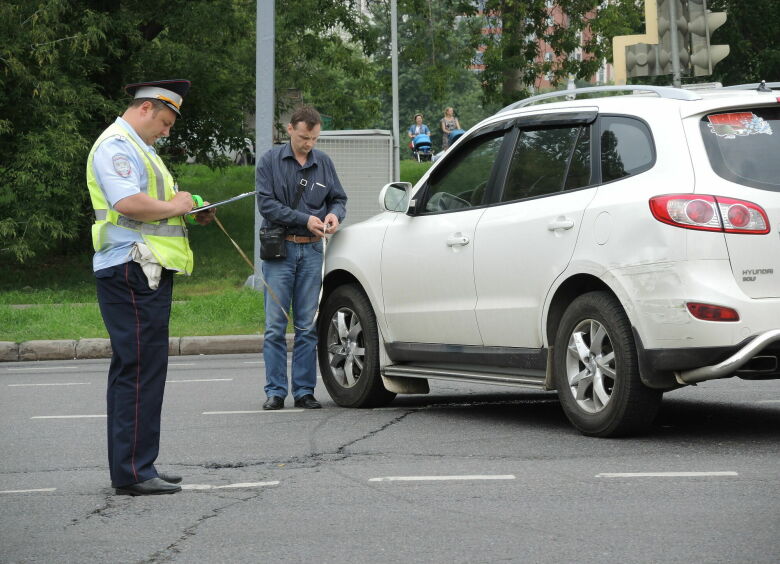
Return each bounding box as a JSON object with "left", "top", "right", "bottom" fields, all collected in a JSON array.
[{"left": 382, "top": 389, "right": 779, "bottom": 441}]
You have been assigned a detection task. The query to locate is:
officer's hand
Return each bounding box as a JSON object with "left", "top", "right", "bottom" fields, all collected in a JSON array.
[
  {"left": 194, "top": 203, "right": 217, "bottom": 226},
  {"left": 171, "top": 191, "right": 194, "bottom": 215}
]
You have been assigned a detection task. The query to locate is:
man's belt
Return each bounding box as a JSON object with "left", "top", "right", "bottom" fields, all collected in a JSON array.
[{"left": 285, "top": 234, "right": 321, "bottom": 243}]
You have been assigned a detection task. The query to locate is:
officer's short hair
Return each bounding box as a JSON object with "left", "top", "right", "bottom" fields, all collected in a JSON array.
[
  {"left": 128, "top": 98, "right": 170, "bottom": 115},
  {"left": 290, "top": 106, "right": 321, "bottom": 130}
]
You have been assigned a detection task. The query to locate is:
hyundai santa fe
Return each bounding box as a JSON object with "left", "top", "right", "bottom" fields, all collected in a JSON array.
[{"left": 316, "top": 82, "right": 780, "bottom": 437}]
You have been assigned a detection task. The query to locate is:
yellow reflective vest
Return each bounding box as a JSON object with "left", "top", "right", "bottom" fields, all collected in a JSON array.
[{"left": 86, "top": 123, "right": 194, "bottom": 275}]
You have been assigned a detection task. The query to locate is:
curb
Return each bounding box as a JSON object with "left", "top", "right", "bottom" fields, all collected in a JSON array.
[{"left": 0, "top": 334, "right": 295, "bottom": 362}]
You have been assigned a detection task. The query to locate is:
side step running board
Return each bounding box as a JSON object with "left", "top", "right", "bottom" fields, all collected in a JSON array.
[{"left": 383, "top": 364, "right": 547, "bottom": 389}]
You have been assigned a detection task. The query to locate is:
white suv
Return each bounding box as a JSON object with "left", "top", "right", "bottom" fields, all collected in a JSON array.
[{"left": 317, "top": 83, "right": 780, "bottom": 437}]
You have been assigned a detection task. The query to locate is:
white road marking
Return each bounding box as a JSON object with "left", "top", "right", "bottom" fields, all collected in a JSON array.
[
  {"left": 369, "top": 475, "right": 516, "bottom": 482},
  {"left": 243, "top": 361, "right": 263, "bottom": 365},
  {"left": 757, "top": 399, "right": 780, "bottom": 404},
  {"left": 8, "top": 382, "right": 90, "bottom": 387},
  {"left": 202, "top": 409, "right": 304, "bottom": 415},
  {"left": 181, "top": 481, "right": 279, "bottom": 490},
  {"left": 31, "top": 414, "right": 106, "bottom": 419},
  {"left": 0, "top": 488, "right": 57, "bottom": 494},
  {"left": 169, "top": 363, "right": 196, "bottom": 367},
  {"left": 167, "top": 378, "right": 233, "bottom": 383},
  {"left": 596, "top": 471, "right": 738, "bottom": 478},
  {"left": 6, "top": 366, "right": 79, "bottom": 372}
]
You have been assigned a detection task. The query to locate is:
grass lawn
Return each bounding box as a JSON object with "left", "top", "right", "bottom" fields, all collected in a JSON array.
[{"left": 1, "top": 160, "right": 431, "bottom": 342}]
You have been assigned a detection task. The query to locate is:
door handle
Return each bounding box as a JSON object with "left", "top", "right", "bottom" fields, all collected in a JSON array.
[
  {"left": 547, "top": 217, "right": 575, "bottom": 231},
  {"left": 446, "top": 234, "right": 470, "bottom": 247}
]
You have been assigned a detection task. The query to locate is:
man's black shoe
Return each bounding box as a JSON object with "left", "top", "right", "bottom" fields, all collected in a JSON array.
[
  {"left": 294, "top": 394, "right": 322, "bottom": 409},
  {"left": 263, "top": 396, "right": 284, "bottom": 410},
  {"left": 158, "top": 472, "right": 182, "bottom": 484},
  {"left": 115, "top": 477, "right": 182, "bottom": 496}
]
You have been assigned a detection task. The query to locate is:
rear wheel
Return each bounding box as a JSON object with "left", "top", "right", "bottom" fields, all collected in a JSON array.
[
  {"left": 553, "top": 291, "right": 662, "bottom": 437},
  {"left": 317, "top": 284, "right": 396, "bottom": 407}
]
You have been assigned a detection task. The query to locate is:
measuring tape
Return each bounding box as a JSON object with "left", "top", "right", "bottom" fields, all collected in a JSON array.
[{"left": 186, "top": 195, "right": 204, "bottom": 225}]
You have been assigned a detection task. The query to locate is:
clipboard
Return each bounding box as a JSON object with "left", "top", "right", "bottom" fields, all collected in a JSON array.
[{"left": 190, "top": 191, "right": 256, "bottom": 213}]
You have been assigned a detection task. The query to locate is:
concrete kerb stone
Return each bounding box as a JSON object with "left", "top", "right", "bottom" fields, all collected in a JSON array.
[
  {"left": 0, "top": 342, "right": 19, "bottom": 362},
  {"left": 19, "top": 340, "right": 77, "bottom": 361},
  {"left": 4, "top": 334, "right": 296, "bottom": 362}
]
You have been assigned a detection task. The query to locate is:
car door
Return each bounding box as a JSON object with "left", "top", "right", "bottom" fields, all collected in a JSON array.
[
  {"left": 474, "top": 117, "right": 597, "bottom": 348},
  {"left": 381, "top": 127, "right": 511, "bottom": 345}
]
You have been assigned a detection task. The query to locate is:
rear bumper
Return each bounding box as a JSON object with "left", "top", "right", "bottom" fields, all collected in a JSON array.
[
  {"left": 675, "top": 329, "right": 780, "bottom": 384},
  {"left": 634, "top": 329, "right": 780, "bottom": 388}
]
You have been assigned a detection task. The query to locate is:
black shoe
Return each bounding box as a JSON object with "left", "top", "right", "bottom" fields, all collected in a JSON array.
[
  {"left": 263, "top": 396, "right": 284, "bottom": 410},
  {"left": 158, "top": 472, "right": 182, "bottom": 484},
  {"left": 115, "top": 477, "right": 182, "bottom": 496},
  {"left": 294, "top": 394, "right": 322, "bottom": 409}
]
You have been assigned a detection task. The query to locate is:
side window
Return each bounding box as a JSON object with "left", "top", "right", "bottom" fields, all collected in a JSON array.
[
  {"left": 600, "top": 116, "right": 654, "bottom": 183},
  {"left": 502, "top": 126, "right": 582, "bottom": 202},
  {"left": 423, "top": 134, "right": 504, "bottom": 213},
  {"left": 564, "top": 126, "right": 592, "bottom": 190}
]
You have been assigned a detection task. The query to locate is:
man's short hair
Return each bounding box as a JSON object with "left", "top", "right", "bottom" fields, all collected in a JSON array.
[
  {"left": 290, "top": 106, "right": 321, "bottom": 129},
  {"left": 128, "top": 98, "right": 170, "bottom": 115}
]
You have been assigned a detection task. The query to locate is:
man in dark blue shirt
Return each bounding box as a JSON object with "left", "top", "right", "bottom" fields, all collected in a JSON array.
[{"left": 256, "top": 106, "right": 347, "bottom": 410}]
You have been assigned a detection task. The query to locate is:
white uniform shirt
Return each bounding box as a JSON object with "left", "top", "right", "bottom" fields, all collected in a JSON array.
[{"left": 91, "top": 117, "right": 160, "bottom": 271}]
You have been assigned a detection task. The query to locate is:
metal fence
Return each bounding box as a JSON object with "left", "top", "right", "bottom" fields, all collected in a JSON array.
[{"left": 316, "top": 130, "right": 394, "bottom": 226}]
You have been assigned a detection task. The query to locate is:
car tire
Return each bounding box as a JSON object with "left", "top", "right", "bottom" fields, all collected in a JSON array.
[
  {"left": 317, "top": 284, "right": 396, "bottom": 408},
  {"left": 553, "top": 291, "right": 662, "bottom": 437}
]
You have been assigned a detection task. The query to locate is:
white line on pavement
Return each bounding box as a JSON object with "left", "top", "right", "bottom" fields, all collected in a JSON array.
[
  {"left": 369, "top": 475, "right": 516, "bottom": 482},
  {"left": 596, "top": 471, "right": 738, "bottom": 478},
  {"left": 6, "top": 366, "right": 79, "bottom": 371},
  {"left": 181, "top": 481, "right": 279, "bottom": 490},
  {"left": 757, "top": 399, "right": 780, "bottom": 404},
  {"left": 202, "top": 409, "right": 304, "bottom": 415},
  {"left": 169, "top": 363, "right": 196, "bottom": 367},
  {"left": 168, "top": 378, "right": 233, "bottom": 383},
  {"left": 8, "top": 382, "right": 90, "bottom": 387},
  {"left": 0, "top": 488, "right": 57, "bottom": 494},
  {"left": 31, "top": 414, "right": 106, "bottom": 419}
]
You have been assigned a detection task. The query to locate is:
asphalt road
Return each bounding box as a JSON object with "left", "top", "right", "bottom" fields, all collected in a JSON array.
[{"left": 1, "top": 354, "right": 778, "bottom": 564}]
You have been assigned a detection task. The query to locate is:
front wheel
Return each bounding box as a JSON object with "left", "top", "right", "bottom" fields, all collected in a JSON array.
[
  {"left": 553, "top": 291, "right": 662, "bottom": 437},
  {"left": 317, "top": 284, "right": 396, "bottom": 408}
]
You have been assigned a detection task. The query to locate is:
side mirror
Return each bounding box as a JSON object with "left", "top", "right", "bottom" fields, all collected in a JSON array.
[{"left": 378, "top": 182, "right": 412, "bottom": 212}]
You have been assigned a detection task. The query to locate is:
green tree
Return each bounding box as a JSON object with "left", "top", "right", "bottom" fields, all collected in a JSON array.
[
  {"left": 709, "top": 0, "right": 780, "bottom": 85},
  {"left": 0, "top": 0, "right": 255, "bottom": 263},
  {"left": 473, "top": 0, "right": 643, "bottom": 106},
  {"left": 273, "top": 0, "right": 383, "bottom": 130}
]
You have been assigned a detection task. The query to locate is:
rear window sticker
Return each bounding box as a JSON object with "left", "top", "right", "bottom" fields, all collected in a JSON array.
[{"left": 707, "top": 112, "right": 773, "bottom": 139}]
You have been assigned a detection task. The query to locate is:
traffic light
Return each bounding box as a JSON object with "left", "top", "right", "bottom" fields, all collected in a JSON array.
[
  {"left": 655, "top": 0, "right": 690, "bottom": 77},
  {"left": 687, "top": 0, "right": 730, "bottom": 76},
  {"left": 613, "top": 0, "right": 729, "bottom": 84}
]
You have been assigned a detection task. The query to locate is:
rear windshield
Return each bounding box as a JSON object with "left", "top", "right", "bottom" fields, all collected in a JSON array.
[{"left": 700, "top": 106, "right": 780, "bottom": 192}]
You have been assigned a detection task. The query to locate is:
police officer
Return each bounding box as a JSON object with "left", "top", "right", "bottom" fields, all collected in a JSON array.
[{"left": 86, "top": 79, "right": 215, "bottom": 496}]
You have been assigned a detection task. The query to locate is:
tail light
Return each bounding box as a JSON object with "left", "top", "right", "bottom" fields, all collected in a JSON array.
[
  {"left": 686, "top": 302, "right": 740, "bottom": 322},
  {"left": 649, "top": 194, "right": 770, "bottom": 234}
]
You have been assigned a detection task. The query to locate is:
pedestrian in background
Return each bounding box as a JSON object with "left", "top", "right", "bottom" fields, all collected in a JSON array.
[
  {"left": 86, "top": 79, "right": 216, "bottom": 496},
  {"left": 440, "top": 107, "right": 461, "bottom": 150},
  {"left": 256, "top": 105, "right": 348, "bottom": 410}
]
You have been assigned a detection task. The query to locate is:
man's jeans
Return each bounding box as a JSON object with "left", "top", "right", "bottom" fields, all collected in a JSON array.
[{"left": 262, "top": 239, "right": 323, "bottom": 399}]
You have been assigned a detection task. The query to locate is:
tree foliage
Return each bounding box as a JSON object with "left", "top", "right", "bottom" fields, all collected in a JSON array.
[
  {"left": 472, "top": 0, "right": 644, "bottom": 106},
  {"left": 0, "top": 0, "right": 255, "bottom": 263},
  {"left": 709, "top": 0, "right": 780, "bottom": 85}
]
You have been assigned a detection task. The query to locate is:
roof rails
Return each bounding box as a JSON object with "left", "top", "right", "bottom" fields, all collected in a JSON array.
[
  {"left": 498, "top": 84, "right": 702, "bottom": 114},
  {"left": 722, "top": 81, "right": 780, "bottom": 91}
]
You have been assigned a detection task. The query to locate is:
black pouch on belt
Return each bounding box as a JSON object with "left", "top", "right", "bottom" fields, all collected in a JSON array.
[
  {"left": 259, "top": 168, "right": 311, "bottom": 260},
  {"left": 259, "top": 225, "right": 287, "bottom": 260}
]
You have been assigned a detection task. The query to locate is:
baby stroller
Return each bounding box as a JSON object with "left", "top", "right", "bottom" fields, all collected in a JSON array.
[
  {"left": 411, "top": 133, "right": 433, "bottom": 162},
  {"left": 447, "top": 128, "right": 465, "bottom": 147}
]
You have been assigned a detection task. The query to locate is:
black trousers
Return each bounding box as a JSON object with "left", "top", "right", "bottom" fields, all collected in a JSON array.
[{"left": 95, "top": 261, "right": 173, "bottom": 487}]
